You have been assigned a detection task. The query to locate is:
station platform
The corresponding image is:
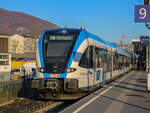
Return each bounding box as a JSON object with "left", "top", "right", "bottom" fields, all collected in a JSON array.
[{"left": 61, "top": 71, "right": 150, "bottom": 113}]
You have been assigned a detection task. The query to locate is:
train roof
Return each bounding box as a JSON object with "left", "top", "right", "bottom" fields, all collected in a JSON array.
[
  {"left": 44, "top": 28, "right": 82, "bottom": 35},
  {"left": 85, "top": 30, "right": 129, "bottom": 54},
  {"left": 43, "top": 28, "right": 129, "bottom": 55}
]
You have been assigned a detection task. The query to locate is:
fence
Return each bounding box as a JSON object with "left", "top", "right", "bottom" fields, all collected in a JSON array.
[{"left": 0, "top": 78, "right": 34, "bottom": 104}]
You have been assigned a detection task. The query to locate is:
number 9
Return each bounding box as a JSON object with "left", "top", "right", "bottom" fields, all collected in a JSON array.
[{"left": 139, "top": 8, "right": 147, "bottom": 19}]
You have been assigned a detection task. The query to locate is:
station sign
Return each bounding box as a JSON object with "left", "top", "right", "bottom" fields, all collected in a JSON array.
[
  {"left": 140, "top": 36, "right": 150, "bottom": 46},
  {"left": 135, "top": 5, "right": 150, "bottom": 22}
]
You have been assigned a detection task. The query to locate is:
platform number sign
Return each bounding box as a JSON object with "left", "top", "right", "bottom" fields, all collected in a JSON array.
[
  {"left": 135, "top": 5, "right": 150, "bottom": 22},
  {"left": 139, "top": 8, "right": 146, "bottom": 19}
]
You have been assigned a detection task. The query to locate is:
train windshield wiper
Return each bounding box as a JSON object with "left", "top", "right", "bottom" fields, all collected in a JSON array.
[{"left": 45, "top": 56, "right": 66, "bottom": 61}]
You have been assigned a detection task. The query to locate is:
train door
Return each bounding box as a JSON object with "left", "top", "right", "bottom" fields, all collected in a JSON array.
[
  {"left": 87, "top": 46, "right": 95, "bottom": 89},
  {"left": 94, "top": 47, "right": 102, "bottom": 86},
  {"left": 101, "top": 49, "right": 107, "bottom": 86}
]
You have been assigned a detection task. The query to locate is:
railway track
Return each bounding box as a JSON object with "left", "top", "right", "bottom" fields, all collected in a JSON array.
[
  {"left": 0, "top": 97, "right": 64, "bottom": 113},
  {"left": 0, "top": 73, "right": 129, "bottom": 113},
  {"left": 0, "top": 75, "right": 127, "bottom": 113},
  {"left": 0, "top": 93, "right": 84, "bottom": 113},
  {"left": 21, "top": 101, "right": 64, "bottom": 113}
]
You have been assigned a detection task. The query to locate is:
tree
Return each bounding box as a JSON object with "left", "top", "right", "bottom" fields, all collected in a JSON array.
[
  {"left": 30, "top": 24, "right": 41, "bottom": 38},
  {"left": 29, "top": 25, "right": 41, "bottom": 52}
]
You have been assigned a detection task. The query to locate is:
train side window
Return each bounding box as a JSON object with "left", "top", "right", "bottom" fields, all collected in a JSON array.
[
  {"left": 88, "top": 46, "right": 94, "bottom": 68},
  {"left": 124, "top": 56, "right": 128, "bottom": 67},
  {"left": 118, "top": 54, "right": 121, "bottom": 69},
  {"left": 113, "top": 52, "right": 119, "bottom": 70},
  {"left": 94, "top": 47, "right": 102, "bottom": 68},
  {"left": 113, "top": 53, "right": 116, "bottom": 70},
  {"left": 43, "top": 38, "right": 48, "bottom": 58},
  {"left": 123, "top": 55, "right": 125, "bottom": 66},
  {"left": 107, "top": 51, "right": 112, "bottom": 72},
  {"left": 119, "top": 55, "right": 124, "bottom": 67},
  {"left": 102, "top": 49, "right": 107, "bottom": 72}
]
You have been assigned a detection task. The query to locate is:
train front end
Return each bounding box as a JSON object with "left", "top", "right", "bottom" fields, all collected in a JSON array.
[{"left": 35, "top": 29, "right": 82, "bottom": 94}]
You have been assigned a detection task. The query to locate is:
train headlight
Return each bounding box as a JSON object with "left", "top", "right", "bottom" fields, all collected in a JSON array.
[
  {"left": 67, "top": 68, "right": 71, "bottom": 73},
  {"left": 38, "top": 68, "right": 44, "bottom": 73},
  {"left": 66, "top": 68, "right": 76, "bottom": 73},
  {"left": 41, "top": 69, "right": 44, "bottom": 73}
]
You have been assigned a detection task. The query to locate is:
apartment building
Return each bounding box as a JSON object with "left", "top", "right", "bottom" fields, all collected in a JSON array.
[{"left": 0, "top": 34, "right": 38, "bottom": 54}]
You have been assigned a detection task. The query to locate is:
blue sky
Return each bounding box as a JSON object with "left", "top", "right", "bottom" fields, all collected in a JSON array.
[{"left": 0, "top": 0, "right": 148, "bottom": 43}]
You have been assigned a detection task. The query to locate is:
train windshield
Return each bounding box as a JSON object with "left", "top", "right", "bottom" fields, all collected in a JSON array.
[
  {"left": 44, "top": 35, "right": 74, "bottom": 58},
  {"left": 43, "top": 29, "right": 81, "bottom": 73}
]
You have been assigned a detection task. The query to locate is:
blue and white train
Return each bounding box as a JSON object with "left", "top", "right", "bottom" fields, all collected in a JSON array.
[{"left": 33, "top": 28, "right": 136, "bottom": 97}]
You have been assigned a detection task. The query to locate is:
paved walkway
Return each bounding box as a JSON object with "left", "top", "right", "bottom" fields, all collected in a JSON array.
[{"left": 61, "top": 71, "right": 150, "bottom": 113}]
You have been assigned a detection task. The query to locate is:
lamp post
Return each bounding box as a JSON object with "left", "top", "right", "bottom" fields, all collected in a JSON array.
[
  {"left": 145, "top": 23, "right": 150, "bottom": 72},
  {"left": 145, "top": 22, "right": 150, "bottom": 91},
  {"left": 121, "top": 35, "right": 126, "bottom": 49},
  {"left": 21, "top": 66, "right": 26, "bottom": 94}
]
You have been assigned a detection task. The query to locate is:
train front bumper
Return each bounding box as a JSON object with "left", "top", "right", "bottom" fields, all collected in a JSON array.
[{"left": 31, "top": 78, "right": 78, "bottom": 92}]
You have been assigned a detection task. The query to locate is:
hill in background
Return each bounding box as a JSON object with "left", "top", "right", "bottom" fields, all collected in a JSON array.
[{"left": 0, "top": 8, "right": 58, "bottom": 37}]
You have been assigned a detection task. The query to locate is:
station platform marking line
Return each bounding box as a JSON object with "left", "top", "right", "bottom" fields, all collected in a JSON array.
[{"left": 72, "top": 71, "right": 134, "bottom": 113}]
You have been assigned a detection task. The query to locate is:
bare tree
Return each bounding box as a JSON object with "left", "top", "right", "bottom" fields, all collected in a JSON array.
[
  {"left": 12, "top": 40, "right": 19, "bottom": 53},
  {"left": 29, "top": 25, "right": 41, "bottom": 52},
  {"left": 30, "top": 24, "right": 41, "bottom": 38}
]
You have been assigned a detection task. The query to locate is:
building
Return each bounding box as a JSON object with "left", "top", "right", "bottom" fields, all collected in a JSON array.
[
  {"left": 24, "top": 37, "right": 38, "bottom": 54},
  {"left": 0, "top": 34, "right": 10, "bottom": 53},
  {"left": 131, "top": 39, "right": 141, "bottom": 53},
  {"left": 132, "top": 39, "right": 147, "bottom": 71},
  {"left": 124, "top": 43, "right": 134, "bottom": 52},
  {"left": 9, "top": 34, "right": 24, "bottom": 54},
  {"left": 0, "top": 34, "right": 38, "bottom": 59}
]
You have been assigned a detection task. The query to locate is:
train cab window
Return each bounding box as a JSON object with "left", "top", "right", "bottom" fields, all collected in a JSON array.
[
  {"left": 79, "top": 48, "right": 88, "bottom": 68},
  {"left": 79, "top": 46, "right": 93, "bottom": 68}
]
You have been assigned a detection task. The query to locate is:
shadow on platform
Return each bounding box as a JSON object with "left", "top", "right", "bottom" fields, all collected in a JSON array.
[{"left": 101, "top": 95, "right": 150, "bottom": 112}]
